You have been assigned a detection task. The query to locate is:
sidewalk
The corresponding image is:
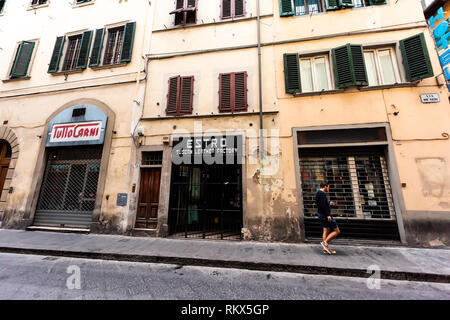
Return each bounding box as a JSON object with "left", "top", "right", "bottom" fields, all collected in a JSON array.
[{"left": 0, "top": 229, "right": 449, "bottom": 283}]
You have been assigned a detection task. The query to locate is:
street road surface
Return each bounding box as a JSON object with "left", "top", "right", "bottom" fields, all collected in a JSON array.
[{"left": 0, "top": 252, "right": 449, "bottom": 300}]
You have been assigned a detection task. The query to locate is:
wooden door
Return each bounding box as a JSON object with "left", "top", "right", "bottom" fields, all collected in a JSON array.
[
  {"left": 0, "top": 142, "right": 11, "bottom": 194},
  {"left": 135, "top": 168, "right": 161, "bottom": 229}
]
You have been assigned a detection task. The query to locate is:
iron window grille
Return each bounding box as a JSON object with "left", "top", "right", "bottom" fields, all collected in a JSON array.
[
  {"left": 103, "top": 27, "right": 124, "bottom": 65},
  {"left": 62, "top": 35, "right": 83, "bottom": 71},
  {"left": 142, "top": 152, "right": 163, "bottom": 166}
]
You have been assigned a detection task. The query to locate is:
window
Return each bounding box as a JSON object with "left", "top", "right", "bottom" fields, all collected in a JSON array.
[
  {"left": 166, "top": 76, "right": 194, "bottom": 116},
  {"left": 103, "top": 27, "right": 124, "bottom": 65},
  {"left": 48, "top": 31, "right": 93, "bottom": 73},
  {"left": 299, "top": 56, "right": 331, "bottom": 92},
  {"left": 75, "top": 0, "right": 91, "bottom": 4},
  {"left": 363, "top": 48, "right": 399, "bottom": 86},
  {"left": 9, "top": 41, "right": 36, "bottom": 79},
  {"left": 294, "top": 0, "right": 323, "bottom": 16},
  {"left": 171, "top": 0, "right": 197, "bottom": 26},
  {"left": 284, "top": 33, "right": 434, "bottom": 94},
  {"left": 221, "top": 0, "right": 245, "bottom": 19},
  {"left": 0, "top": 0, "right": 5, "bottom": 14},
  {"left": 219, "top": 72, "right": 248, "bottom": 112},
  {"left": 31, "top": 0, "right": 47, "bottom": 6},
  {"left": 62, "top": 35, "right": 83, "bottom": 71}
]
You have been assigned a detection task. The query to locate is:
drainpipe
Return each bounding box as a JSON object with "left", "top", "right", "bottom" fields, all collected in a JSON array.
[{"left": 257, "top": 0, "right": 264, "bottom": 162}]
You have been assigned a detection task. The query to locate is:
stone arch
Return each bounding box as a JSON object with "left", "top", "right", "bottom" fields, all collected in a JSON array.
[
  {"left": 0, "top": 126, "right": 19, "bottom": 226},
  {"left": 23, "top": 98, "right": 116, "bottom": 230}
]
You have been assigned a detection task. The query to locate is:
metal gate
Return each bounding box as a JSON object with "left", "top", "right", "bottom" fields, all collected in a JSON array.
[
  {"left": 34, "top": 146, "right": 102, "bottom": 228},
  {"left": 299, "top": 147, "right": 400, "bottom": 241},
  {"left": 168, "top": 163, "right": 243, "bottom": 240}
]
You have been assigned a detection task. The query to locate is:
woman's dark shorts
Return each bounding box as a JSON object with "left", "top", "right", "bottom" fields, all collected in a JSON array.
[{"left": 317, "top": 213, "right": 338, "bottom": 230}]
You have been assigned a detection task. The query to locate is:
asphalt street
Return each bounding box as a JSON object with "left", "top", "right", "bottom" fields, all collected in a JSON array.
[{"left": 0, "top": 252, "right": 449, "bottom": 300}]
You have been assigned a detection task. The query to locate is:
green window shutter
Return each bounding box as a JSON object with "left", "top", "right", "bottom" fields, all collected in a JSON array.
[
  {"left": 76, "top": 30, "right": 93, "bottom": 69},
  {"left": 369, "top": 0, "right": 387, "bottom": 5},
  {"left": 350, "top": 45, "right": 368, "bottom": 86},
  {"left": 89, "top": 28, "right": 105, "bottom": 67},
  {"left": 326, "top": 0, "right": 341, "bottom": 10},
  {"left": 400, "top": 33, "right": 433, "bottom": 82},
  {"left": 332, "top": 44, "right": 367, "bottom": 88},
  {"left": 10, "top": 41, "right": 35, "bottom": 78},
  {"left": 0, "top": 0, "right": 5, "bottom": 14},
  {"left": 283, "top": 53, "right": 301, "bottom": 94},
  {"left": 120, "top": 22, "right": 136, "bottom": 63},
  {"left": 279, "top": 0, "right": 294, "bottom": 17},
  {"left": 48, "top": 36, "right": 65, "bottom": 73},
  {"left": 340, "top": 0, "right": 354, "bottom": 7}
]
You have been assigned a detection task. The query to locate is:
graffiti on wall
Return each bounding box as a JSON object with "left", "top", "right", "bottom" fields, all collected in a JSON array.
[{"left": 429, "top": 7, "right": 450, "bottom": 90}]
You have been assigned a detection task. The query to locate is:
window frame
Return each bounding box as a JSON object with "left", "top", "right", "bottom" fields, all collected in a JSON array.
[
  {"left": 29, "top": 0, "right": 48, "bottom": 8},
  {"left": 102, "top": 26, "right": 125, "bottom": 66},
  {"left": 73, "top": 0, "right": 94, "bottom": 8},
  {"left": 171, "top": 0, "right": 198, "bottom": 27},
  {"left": 363, "top": 46, "right": 401, "bottom": 87},
  {"left": 61, "top": 34, "right": 84, "bottom": 72},
  {"left": 293, "top": 0, "right": 324, "bottom": 16},
  {"left": 221, "top": 0, "right": 246, "bottom": 20},
  {"left": 299, "top": 54, "right": 333, "bottom": 92}
]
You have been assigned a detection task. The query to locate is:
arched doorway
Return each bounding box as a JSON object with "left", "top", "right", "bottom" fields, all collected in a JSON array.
[{"left": 0, "top": 141, "right": 12, "bottom": 194}]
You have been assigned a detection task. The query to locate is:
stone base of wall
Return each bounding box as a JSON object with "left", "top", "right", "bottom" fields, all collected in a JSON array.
[{"left": 403, "top": 210, "right": 450, "bottom": 247}]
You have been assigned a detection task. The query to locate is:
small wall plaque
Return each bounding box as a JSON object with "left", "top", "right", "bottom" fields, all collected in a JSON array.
[
  {"left": 117, "top": 193, "right": 128, "bottom": 207},
  {"left": 420, "top": 93, "right": 440, "bottom": 103}
]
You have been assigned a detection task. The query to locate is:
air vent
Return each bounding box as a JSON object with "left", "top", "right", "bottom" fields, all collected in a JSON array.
[{"left": 72, "top": 108, "right": 86, "bottom": 118}]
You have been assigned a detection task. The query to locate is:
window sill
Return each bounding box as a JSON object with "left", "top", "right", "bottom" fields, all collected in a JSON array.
[
  {"left": 49, "top": 69, "right": 84, "bottom": 76},
  {"left": 293, "top": 89, "right": 344, "bottom": 97},
  {"left": 2, "top": 76, "right": 31, "bottom": 83},
  {"left": 27, "top": 3, "right": 50, "bottom": 11},
  {"left": 73, "top": 1, "right": 94, "bottom": 9},
  {"left": 90, "top": 62, "right": 128, "bottom": 70},
  {"left": 358, "top": 82, "right": 419, "bottom": 91}
]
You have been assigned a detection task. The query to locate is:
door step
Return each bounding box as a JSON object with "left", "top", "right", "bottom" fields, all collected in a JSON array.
[{"left": 27, "top": 226, "right": 90, "bottom": 233}]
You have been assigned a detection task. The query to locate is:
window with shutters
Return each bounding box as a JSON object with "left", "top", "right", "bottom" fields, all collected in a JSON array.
[
  {"left": 100, "top": 22, "right": 136, "bottom": 66},
  {"left": 219, "top": 72, "right": 248, "bottom": 113},
  {"left": 363, "top": 47, "right": 400, "bottom": 86},
  {"left": 48, "top": 31, "right": 93, "bottom": 74},
  {"left": 299, "top": 55, "right": 332, "bottom": 92},
  {"left": 8, "top": 40, "right": 37, "bottom": 79},
  {"left": 166, "top": 76, "right": 194, "bottom": 116},
  {"left": 171, "top": 0, "right": 197, "bottom": 26},
  {"left": 221, "top": 0, "right": 246, "bottom": 19}
]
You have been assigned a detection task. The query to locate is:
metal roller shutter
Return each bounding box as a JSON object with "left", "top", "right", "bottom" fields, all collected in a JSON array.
[
  {"left": 33, "top": 146, "right": 102, "bottom": 228},
  {"left": 299, "top": 146, "right": 400, "bottom": 241}
]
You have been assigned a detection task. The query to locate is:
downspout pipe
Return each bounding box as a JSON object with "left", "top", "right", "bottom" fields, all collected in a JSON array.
[{"left": 257, "top": 0, "right": 264, "bottom": 162}]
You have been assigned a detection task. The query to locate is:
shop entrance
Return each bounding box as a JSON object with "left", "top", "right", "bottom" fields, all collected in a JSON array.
[
  {"left": 168, "top": 135, "right": 243, "bottom": 240},
  {"left": 299, "top": 146, "right": 400, "bottom": 241},
  {"left": 34, "top": 146, "right": 102, "bottom": 228}
]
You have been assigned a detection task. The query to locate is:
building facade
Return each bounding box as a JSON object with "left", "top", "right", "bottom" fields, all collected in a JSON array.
[
  {"left": 1, "top": 0, "right": 448, "bottom": 248},
  {"left": 0, "top": 0, "right": 153, "bottom": 233}
]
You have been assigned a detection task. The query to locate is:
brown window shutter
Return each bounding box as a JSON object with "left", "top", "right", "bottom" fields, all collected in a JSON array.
[
  {"left": 176, "top": 0, "right": 184, "bottom": 9},
  {"left": 179, "top": 76, "right": 194, "bottom": 114},
  {"left": 234, "top": 72, "right": 247, "bottom": 111},
  {"left": 219, "top": 73, "right": 232, "bottom": 112},
  {"left": 222, "top": 0, "right": 232, "bottom": 18},
  {"left": 167, "top": 76, "right": 180, "bottom": 115},
  {"left": 234, "top": 0, "right": 245, "bottom": 17}
]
